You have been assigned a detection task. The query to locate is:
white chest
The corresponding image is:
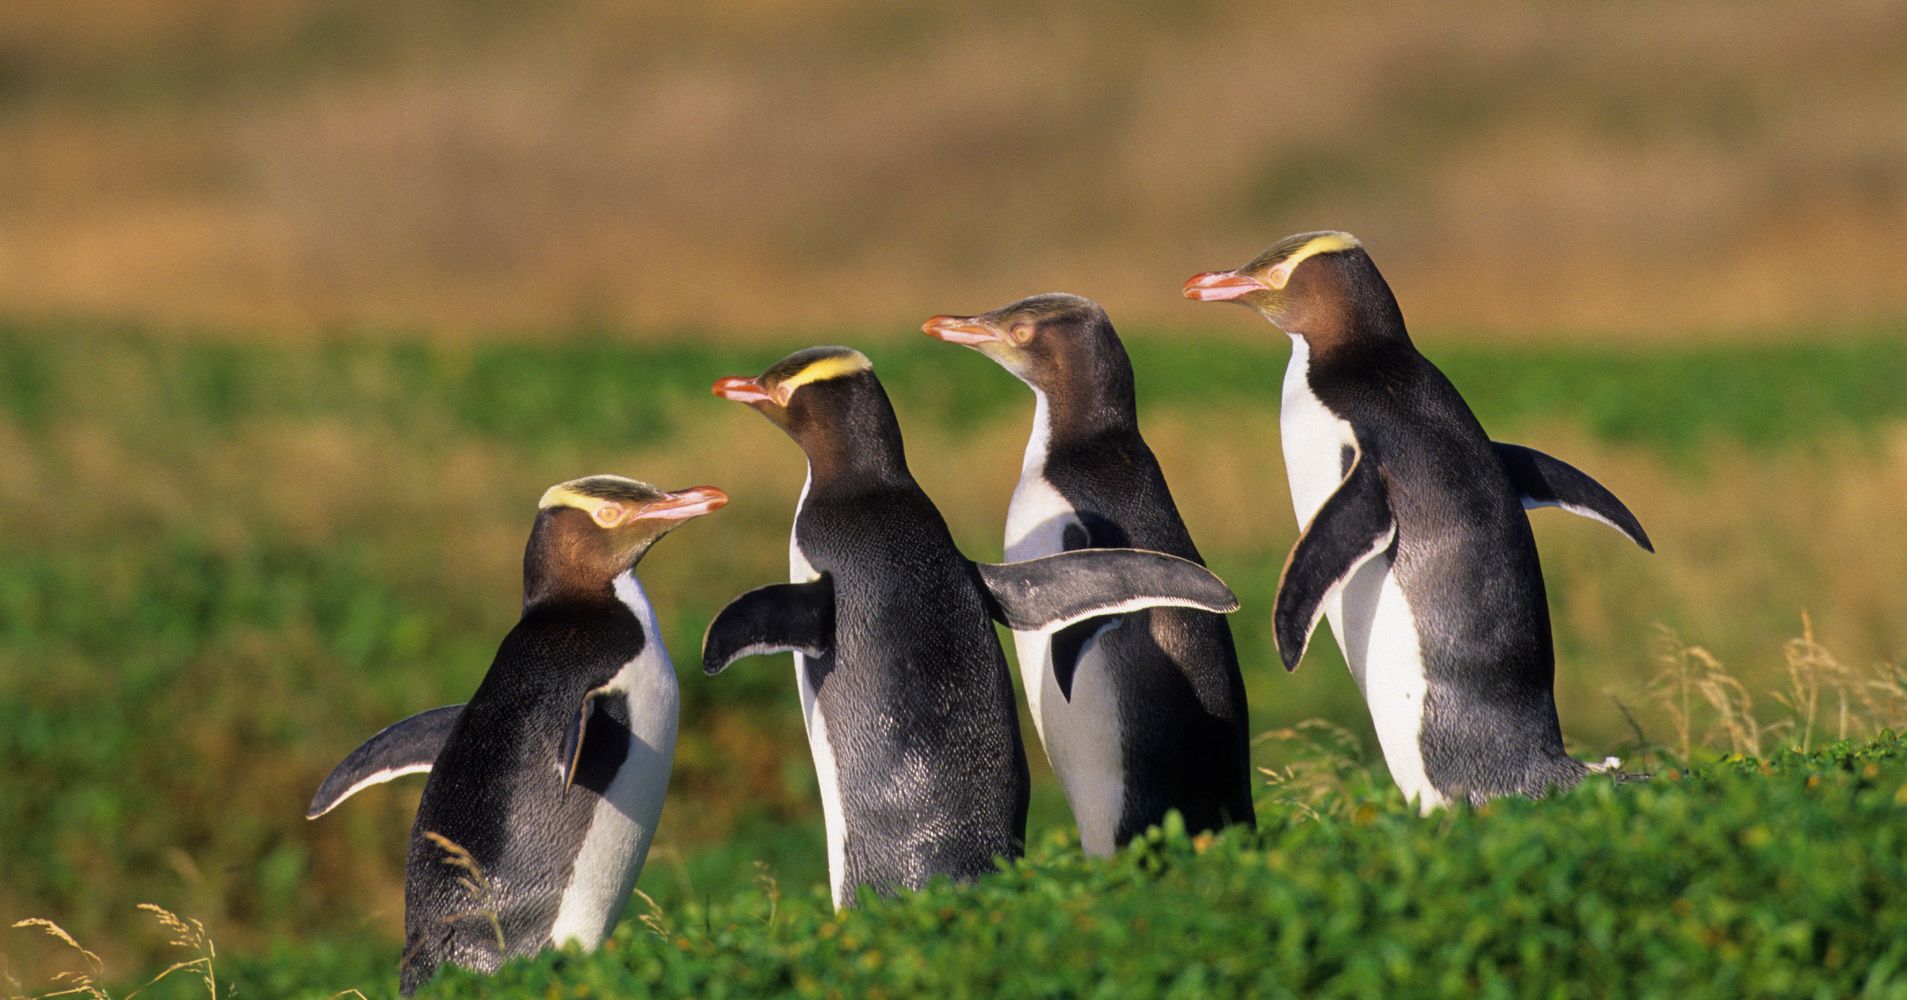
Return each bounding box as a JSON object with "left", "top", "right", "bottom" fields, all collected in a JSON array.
[
  {"left": 548, "top": 571, "right": 680, "bottom": 947},
  {"left": 1279, "top": 336, "right": 1359, "bottom": 526},
  {"left": 1001, "top": 391, "right": 1125, "bottom": 854},
  {"left": 788, "top": 469, "right": 849, "bottom": 906},
  {"left": 1277, "top": 337, "right": 1442, "bottom": 811},
  {"left": 1003, "top": 392, "right": 1077, "bottom": 564}
]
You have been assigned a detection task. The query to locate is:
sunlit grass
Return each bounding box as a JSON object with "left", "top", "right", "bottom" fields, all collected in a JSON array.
[{"left": 4, "top": 321, "right": 1906, "bottom": 983}]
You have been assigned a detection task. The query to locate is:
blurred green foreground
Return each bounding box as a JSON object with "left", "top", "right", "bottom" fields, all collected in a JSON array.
[{"left": 4, "top": 322, "right": 1907, "bottom": 992}]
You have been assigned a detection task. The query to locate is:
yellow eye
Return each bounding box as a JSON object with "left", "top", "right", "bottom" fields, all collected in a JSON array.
[
  {"left": 592, "top": 503, "right": 626, "bottom": 528},
  {"left": 1011, "top": 325, "right": 1034, "bottom": 345}
]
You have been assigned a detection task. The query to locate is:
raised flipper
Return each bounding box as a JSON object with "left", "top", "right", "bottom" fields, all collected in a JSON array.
[
  {"left": 306, "top": 704, "right": 463, "bottom": 819},
  {"left": 976, "top": 548, "right": 1239, "bottom": 633},
  {"left": 701, "top": 579, "right": 835, "bottom": 676},
  {"left": 1274, "top": 449, "right": 1395, "bottom": 671},
  {"left": 1494, "top": 442, "right": 1653, "bottom": 552}
]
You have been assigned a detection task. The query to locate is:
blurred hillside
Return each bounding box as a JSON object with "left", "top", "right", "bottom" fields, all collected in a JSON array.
[{"left": 2, "top": 0, "right": 1903, "bottom": 339}]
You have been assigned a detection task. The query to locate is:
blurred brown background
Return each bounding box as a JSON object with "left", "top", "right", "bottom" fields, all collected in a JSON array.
[{"left": 3, "top": 0, "right": 1903, "bottom": 340}]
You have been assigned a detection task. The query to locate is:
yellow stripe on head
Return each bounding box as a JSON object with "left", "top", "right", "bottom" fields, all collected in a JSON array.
[
  {"left": 538, "top": 475, "right": 663, "bottom": 527},
  {"left": 1252, "top": 231, "right": 1362, "bottom": 289},
  {"left": 765, "top": 346, "right": 874, "bottom": 397}
]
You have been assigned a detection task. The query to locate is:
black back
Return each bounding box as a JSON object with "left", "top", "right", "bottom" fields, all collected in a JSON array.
[
  {"left": 789, "top": 372, "right": 1030, "bottom": 898},
  {"left": 1298, "top": 251, "right": 1585, "bottom": 801},
  {"left": 398, "top": 597, "right": 644, "bottom": 993}
]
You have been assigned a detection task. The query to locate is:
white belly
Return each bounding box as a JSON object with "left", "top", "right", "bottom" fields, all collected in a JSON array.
[
  {"left": 789, "top": 470, "right": 851, "bottom": 907},
  {"left": 1280, "top": 338, "right": 1445, "bottom": 812},
  {"left": 548, "top": 572, "right": 681, "bottom": 947},
  {"left": 1004, "top": 391, "right": 1128, "bottom": 854}
]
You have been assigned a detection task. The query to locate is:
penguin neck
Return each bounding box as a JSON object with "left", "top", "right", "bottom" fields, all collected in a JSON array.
[
  {"left": 521, "top": 530, "right": 641, "bottom": 612},
  {"left": 522, "top": 571, "right": 627, "bottom": 613},
  {"left": 1030, "top": 362, "right": 1137, "bottom": 453},
  {"left": 1279, "top": 262, "right": 1414, "bottom": 358},
  {"left": 794, "top": 388, "right": 915, "bottom": 491},
  {"left": 800, "top": 426, "right": 913, "bottom": 493}
]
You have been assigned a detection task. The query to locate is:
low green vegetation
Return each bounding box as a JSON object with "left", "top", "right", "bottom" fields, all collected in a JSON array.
[
  {"left": 5, "top": 321, "right": 1907, "bottom": 993},
  {"left": 378, "top": 738, "right": 1907, "bottom": 997}
]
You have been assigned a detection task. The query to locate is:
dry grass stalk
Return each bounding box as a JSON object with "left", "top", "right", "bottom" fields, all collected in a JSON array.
[
  {"left": 1639, "top": 621, "right": 1907, "bottom": 765},
  {"left": 1865, "top": 660, "right": 1907, "bottom": 733},
  {"left": 1647, "top": 627, "right": 1781, "bottom": 761},
  {"left": 125, "top": 905, "right": 216, "bottom": 999},
  {"left": 8, "top": 918, "right": 107, "bottom": 1000},
  {"left": 1773, "top": 612, "right": 1863, "bottom": 751},
  {"left": 630, "top": 889, "right": 671, "bottom": 941},
  {"left": 421, "top": 831, "right": 506, "bottom": 954},
  {"left": 1255, "top": 719, "right": 1367, "bottom": 821},
  {"left": 6, "top": 907, "right": 224, "bottom": 999}
]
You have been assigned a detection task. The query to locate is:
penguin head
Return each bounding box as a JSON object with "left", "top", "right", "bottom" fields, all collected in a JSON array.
[
  {"left": 920, "top": 293, "right": 1128, "bottom": 395},
  {"left": 712, "top": 347, "right": 906, "bottom": 474},
  {"left": 530, "top": 476, "right": 728, "bottom": 591},
  {"left": 1183, "top": 231, "right": 1401, "bottom": 344}
]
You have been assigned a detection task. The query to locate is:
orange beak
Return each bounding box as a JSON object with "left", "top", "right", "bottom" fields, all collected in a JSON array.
[
  {"left": 920, "top": 315, "right": 1002, "bottom": 346},
  {"left": 644, "top": 485, "right": 729, "bottom": 521},
  {"left": 1182, "top": 270, "right": 1267, "bottom": 302},
  {"left": 711, "top": 375, "right": 773, "bottom": 404}
]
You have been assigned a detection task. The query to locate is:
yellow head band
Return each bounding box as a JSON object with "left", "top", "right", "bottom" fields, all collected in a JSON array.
[{"left": 1268, "top": 232, "right": 1361, "bottom": 289}]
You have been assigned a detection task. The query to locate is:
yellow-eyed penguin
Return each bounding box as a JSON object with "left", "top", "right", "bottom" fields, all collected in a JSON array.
[
  {"left": 923, "top": 296, "right": 1254, "bottom": 853},
  {"left": 704, "top": 346, "right": 1241, "bottom": 904},
  {"left": 307, "top": 477, "right": 725, "bottom": 993},
  {"left": 1184, "top": 232, "right": 1651, "bottom": 809}
]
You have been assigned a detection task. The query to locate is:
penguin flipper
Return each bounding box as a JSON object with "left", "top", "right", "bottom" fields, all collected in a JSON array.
[
  {"left": 1274, "top": 449, "right": 1395, "bottom": 672},
  {"left": 559, "top": 688, "right": 613, "bottom": 793},
  {"left": 306, "top": 704, "right": 464, "bottom": 819},
  {"left": 976, "top": 549, "right": 1240, "bottom": 632},
  {"left": 1494, "top": 442, "right": 1653, "bottom": 552},
  {"left": 701, "top": 579, "right": 835, "bottom": 676}
]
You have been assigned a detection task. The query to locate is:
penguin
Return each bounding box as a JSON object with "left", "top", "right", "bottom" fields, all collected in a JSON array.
[
  {"left": 306, "top": 476, "right": 726, "bottom": 994},
  {"left": 704, "top": 346, "right": 1241, "bottom": 906},
  {"left": 1183, "top": 232, "right": 1652, "bottom": 810},
  {"left": 921, "top": 296, "right": 1255, "bottom": 854}
]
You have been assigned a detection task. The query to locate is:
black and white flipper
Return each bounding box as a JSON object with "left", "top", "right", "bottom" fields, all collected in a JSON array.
[
  {"left": 701, "top": 579, "right": 835, "bottom": 675},
  {"left": 306, "top": 704, "right": 463, "bottom": 819},
  {"left": 1273, "top": 450, "right": 1395, "bottom": 671},
  {"left": 975, "top": 549, "right": 1239, "bottom": 633},
  {"left": 557, "top": 687, "right": 621, "bottom": 793},
  {"left": 1493, "top": 442, "right": 1653, "bottom": 552}
]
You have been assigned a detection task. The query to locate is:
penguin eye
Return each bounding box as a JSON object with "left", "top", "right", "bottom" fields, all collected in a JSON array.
[
  {"left": 773, "top": 383, "right": 794, "bottom": 407},
  {"left": 1011, "top": 324, "right": 1035, "bottom": 345},
  {"left": 591, "top": 503, "right": 626, "bottom": 528}
]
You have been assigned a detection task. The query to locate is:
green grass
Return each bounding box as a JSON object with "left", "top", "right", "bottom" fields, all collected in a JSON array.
[
  {"left": 5, "top": 320, "right": 1907, "bottom": 992},
  {"left": 380, "top": 737, "right": 1907, "bottom": 999},
  {"left": 9, "top": 321, "right": 1907, "bottom": 456}
]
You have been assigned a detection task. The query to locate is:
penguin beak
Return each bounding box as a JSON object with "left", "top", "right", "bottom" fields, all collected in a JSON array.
[
  {"left": 643, "top": 485, "right": 730, "bottom": 521},
  {"left": 1182, "top": 270, "right": 1267, "bottom": 302},
  {"left": 920, "top": 315, "right": 1003, "bottom": 346},
  {"left": 711, "top": 376, "right": 774, "bottom": 405}
]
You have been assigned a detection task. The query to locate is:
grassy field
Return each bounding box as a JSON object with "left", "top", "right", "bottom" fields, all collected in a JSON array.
[{"left": 5, "top": 320, "right": 1907, "bottom": 995}]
